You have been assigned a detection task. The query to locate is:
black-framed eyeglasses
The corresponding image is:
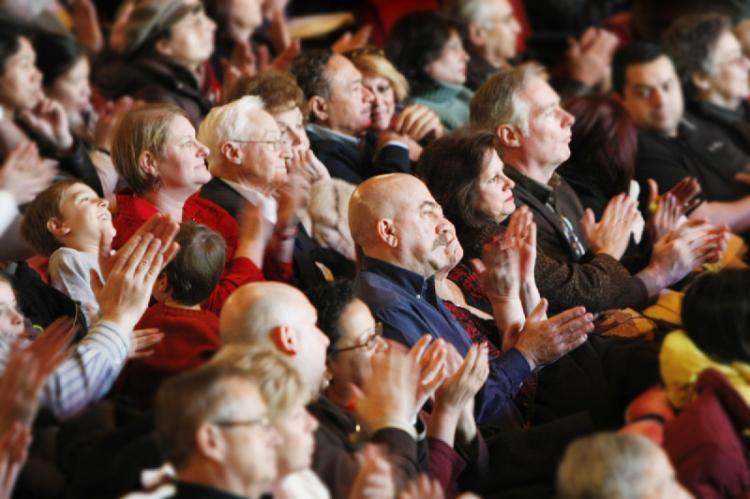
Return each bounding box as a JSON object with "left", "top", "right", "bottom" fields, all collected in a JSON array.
[
  {"left": 212, "top": 415, "right": 272, "bottom": 430},
  {"left": 230, "top": 138, "right": 285, "bottom": 151},
  {"left": 330, "top": 322, "right": 383, "bottom": 355}
]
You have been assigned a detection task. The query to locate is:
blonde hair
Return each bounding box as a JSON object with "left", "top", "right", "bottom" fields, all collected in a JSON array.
[
  {"left": 111, "top": 103, "right": 185, "bottom": 195},
  {"left": 211, "top": 344, "right": 309, "bottom": 418},
  {"left": 350, "top": 52, "right": 410, "bottom": 102}
]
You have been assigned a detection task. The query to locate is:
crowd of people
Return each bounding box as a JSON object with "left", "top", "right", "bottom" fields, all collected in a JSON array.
[{"left": 0, "top": 0, "right": 748, "bottom": 497}]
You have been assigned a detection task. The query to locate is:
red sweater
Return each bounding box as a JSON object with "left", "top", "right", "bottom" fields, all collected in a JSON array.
[{"left": 120, "top": 302, "right": 220, "bottom": 405}]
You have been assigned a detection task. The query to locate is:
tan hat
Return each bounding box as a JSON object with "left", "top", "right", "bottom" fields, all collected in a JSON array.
[{"left": 122, "top": 0, "right": 197, "bottom": 55}]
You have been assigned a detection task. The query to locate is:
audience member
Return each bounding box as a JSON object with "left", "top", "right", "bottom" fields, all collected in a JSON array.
[
  {"left": 154, "top": 363, "right": 281, "bottom": 498},
  {"left": 386, "top": 12, "right": 473, "bottom": 131},
  {"left": 557, "top": 432, "right": 691, "bottom": 499},
  {"left": 120, "top": 222, "right": 227, "bottom": 406},
  {"left": 96, "top": 0, "right": 218, "bottom": 127},
  {"left": 290, "top": 49, "right": 411, "bottom": 184},
  {"left": 348, "top": 47, "right": 444, "bottom": 161},
  {"left": 471, "top": 64, "right": 726, "bottom": 309},
  {"left": 613, "top": 42, "right": 750, "bottom": 234},
  {"left": 663, "top": 13, "right": 750, "bottom": 156}
]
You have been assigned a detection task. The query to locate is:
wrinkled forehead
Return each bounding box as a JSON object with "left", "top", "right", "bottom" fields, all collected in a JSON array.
[
  {"left": 327, "top": 55, "right": 362, "bottom": 90},
  {"left": 248, "top": 109, "right": 282, "bottom": 138}
]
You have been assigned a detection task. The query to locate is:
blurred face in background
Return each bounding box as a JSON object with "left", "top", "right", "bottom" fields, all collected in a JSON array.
[{"left": 362, "top": 73, "right": 397, "bottom": 131}]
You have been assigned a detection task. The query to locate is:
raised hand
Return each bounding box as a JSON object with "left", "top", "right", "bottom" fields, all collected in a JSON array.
[
  {"left": 409, "top": 336, "right": 448, "bottom": 417},
  {"left": 398, "top": 474, "right": 445, "bottom": 499},
  {"left": 0, "top": 421, "right": 32, "bottom": 499},
  {"left": 647, "top": 177, "right": 700, "bottom": 239},
  {"left": 514, "top": 299, "right": 593, "bottom": 370},
  {"left": 332, "top": 25, "right": 373, "bottom": 54},
  {"left": 109, "top": 0, "right": 135, "bottom": 53},
  {"left": 434, "top": 343, "right": 489, "bottom": 414},
  {"left": 580, "top": 193, "right": 639, "bottom": 260},
  {"left": 392, "top": 105, "right": 443, "bottom": 142},
  {"left": 73, "top": 0, "right": 104, "bottom": 53},
  {"left": 129, "top": 328, "right": 164, "bottom": 359},
  {"left": 236, "top": 201, "right": 271, "bottom": 268},
  {"left": 18, "top": 98, "right": 73, "bottom": 151},
  {"left": 0, "top": 141, "right": 57, "bottom": 204},
  {"left": 348, "top": 445, "right": 395, "bottom": 499},
  {"left": 287, "top": 149, "right": 330, "bottom": 184},
  {"left": 567, "top": 27, "right": 618, "bottom": 88}
]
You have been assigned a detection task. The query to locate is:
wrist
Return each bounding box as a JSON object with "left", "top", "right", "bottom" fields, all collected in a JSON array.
[{"left": 514, "top": 344, "right": 537, "bottom": 371}]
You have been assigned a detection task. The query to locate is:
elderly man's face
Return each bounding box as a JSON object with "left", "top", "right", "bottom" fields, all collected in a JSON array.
[
  {"left": 323, "top": 54, "right": 374, "bottom": 136},
  {"left": 515, "top": 77, "right": 575, "bottom": 170},
  {"left": 702, "top": 30, "right": 750, "bottom": 108},
  {"left": 389, "top": 176, "right": 461, "bottom": 277},
  {"left": 213, "top": 379, "right": 281, "bottom": 496},
  {"left": 471, "top": 0, "right": 521, "bottom": 66},
  {"left": 622, "top": 55, "right": 684, "bottom": 138},
  {"left": 283, "top": 288, "right": 331, "bottom": 394},
  {"left": 236, "top": 110, "right": 292, "bottom": 188}
]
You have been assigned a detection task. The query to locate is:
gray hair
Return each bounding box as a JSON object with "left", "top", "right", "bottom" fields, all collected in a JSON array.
[
  {"left": 470, "top": 63, "right": 543, "bottom": 135},
  {"left": 443, "top": 0, "right": 494, "bottom": 27},
  {"left": 197, "top": 95, "right": 265, "bottom": 174},
  {"left": 557, "top": 433, "right": 670, "bottom": 499}
]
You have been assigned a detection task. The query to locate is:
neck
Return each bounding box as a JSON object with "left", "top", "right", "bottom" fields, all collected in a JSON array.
[
  {"left": 324, "top": 382, "right": 353, "bottom": 411},
  {"left": 364, "top": 247, "right": 432, "bottom": 278},
  {"left": 178, "top": 461, "right": 264, "bottom": 499},
  {"left": 143, "top": 187, "right": 194, "bottom": 221},
  {"left": 505, "top": 152, "right": 557, "bottom": 185},
  {"left": 0, "top": 102, "right": 14, "bottom": 121},
  {"left": 163, "top": 298, "right": 201, "bottom": 310},
  {"left": 433, "top": 270, "right": 450, "bottom": 299},
  {"left": 63, "top": 239, "right": 101, "bottom": 254},
  {"left": 703, "top": 92, "right": 742, "bottom": 111}
]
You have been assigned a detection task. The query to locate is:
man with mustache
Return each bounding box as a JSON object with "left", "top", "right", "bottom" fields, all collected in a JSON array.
[{"left": 290, "top": 50, "right": 412, "bottom": 185}]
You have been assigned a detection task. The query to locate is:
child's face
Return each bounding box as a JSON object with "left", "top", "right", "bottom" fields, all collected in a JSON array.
[{"left": 54, "top": 184, "right": 115, "bottom": 247}]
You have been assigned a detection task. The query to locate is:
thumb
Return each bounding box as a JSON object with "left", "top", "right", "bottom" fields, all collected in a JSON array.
[
  {"left": 90, "top": 268, "right": 104, "bottom": 297},
  {"left": 648, "top": 178, "right": 659, "bottom": 205},
  {"left": 470, "top": 257, "right": 487, "bottom": 276},
  {"left": 528, "top": 298, "right": 548, "bottom": 322},
  {"left": 581, "top": 208, "right": 595, "bottom": 228}
]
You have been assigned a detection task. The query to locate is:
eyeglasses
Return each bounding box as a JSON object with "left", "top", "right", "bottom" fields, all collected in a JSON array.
[
  {"left": 230, "top": 138, "right": 285, "bottom": 151},
  {"left": 212, "top": 415, "right": 272, "bottom": 430},
  {"left": 330, "top": 322, "right": 383, "bottom": 355}
]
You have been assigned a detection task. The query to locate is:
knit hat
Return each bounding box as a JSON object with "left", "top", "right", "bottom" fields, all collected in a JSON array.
[{"left": 122, "top": 0, "right": 197, "bottom": 55}]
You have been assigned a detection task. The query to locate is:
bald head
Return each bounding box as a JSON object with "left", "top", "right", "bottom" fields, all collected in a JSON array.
[
  {"left": 220, "top": 281, "right": 311, "bottom": 345},
  {"left": 349, "top": 173, "right": 418, "bottom": 250}
]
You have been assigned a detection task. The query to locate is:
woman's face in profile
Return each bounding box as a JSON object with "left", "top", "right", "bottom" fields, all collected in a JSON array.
[
  {"left": 424, "top": 31, "right": 469, "bottom": 86},
  {"left": 473, "top": 148, "right": 516, "bottom": 222}
]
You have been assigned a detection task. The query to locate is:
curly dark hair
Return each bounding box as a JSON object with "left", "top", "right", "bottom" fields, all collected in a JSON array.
[
  {"left": 385, "top": 11, "right": 462, "bottom": 96},
  {"left": 305, "top": 279, "right": 357, "bottom": 355}
]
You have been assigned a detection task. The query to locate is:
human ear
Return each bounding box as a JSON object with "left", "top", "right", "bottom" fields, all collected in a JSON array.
[
  {"left": 220, "top": 141, "right": 243, "bottom": 165},
  {"left": 46, "top": 217, "right": 71, "bottom": 237},
  {"left": 376, "top": 219, "right": 398, "bottom": 248},
  {"left": 154, "top": 38, "right": 174, "bottom": 59},
  {"left": 309, "top": 96, "right": 329, "bottom": 123},
  {"left": 691, "top": 72, "right": 711, "bottom": 92},
  {"left": 138, "top": 150, "right": 159, "bottom": 178},
  {"left": 468, "top": 21, "right": 486, "bottom": 49},
  {"left": 195, "top": 422, "right": 225, "bottom": 462},
  {"left": 496, "top": 124, "right": 521, "bottom": 148},
  {"left": 271, "top": 325, "right": 298, "bottom": 355}
]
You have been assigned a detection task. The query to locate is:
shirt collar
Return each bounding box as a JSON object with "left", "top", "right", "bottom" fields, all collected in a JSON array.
[
  {"left": 220, "top": 178, "right": 278, "bottom": 224},
  {"left": 360, "top": 255, "right": 434, "bottom": 301},
  {"left": 505, "top": 166, "right": 556, "bottom": 204},
  {"left": 306, "top": 123, "right": 359, "bottom": 146}
]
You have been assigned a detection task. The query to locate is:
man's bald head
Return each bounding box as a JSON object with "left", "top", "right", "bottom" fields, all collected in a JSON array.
[
  {"left": 349, "top": 173, "right": 417, "bottom": 251},
  {"left": 220, "top": 281, "right": 310, "bottom": 345}
]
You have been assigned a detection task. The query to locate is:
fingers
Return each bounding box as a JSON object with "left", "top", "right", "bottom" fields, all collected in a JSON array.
[
  {"left": 545, "top": 305, "right": 588, "bottom": 328},
  {"left": 527, "top": 298, "right": 548, "bottom": 322},
  {"left": 408, "top": 334, "right": 433, "bottom": 365}
]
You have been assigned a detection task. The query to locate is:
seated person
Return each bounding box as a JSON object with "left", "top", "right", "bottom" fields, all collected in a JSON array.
[
  {"left": 221, "top": 70, "right": 357, "bottom": 286},
  {"left": 386, "top": 12, "right": 473, "bottom": 131},
  {"left": 290, "top": 49, "right": 411, "bottom": 184},
  {"left": 110, "top": 103, "right": 275, "bottom": 313},
  {"left": 660, "top": 268, "right": 750, "bottom": 410},
  {"left": 0, "top": 214, "right": 179, "bottom": 419},
  {"left": 557, "top": 432, "right": 691, "bottom": 499},
  {"left": 612, "top": 42, "right": 750, "bottom": 234},
  {"left": 307, "top": 279, "right": 490, "bottom": 497},
  {"left": 95, "top": 0, "right": 218, "bottom": 127},
  {"left": 0, "top": 26, "right": 102, "bottom": 196},
  {"left": 154, "top": 363, "right": 281, "bottom": 498},
  {"left": 119, "top": 222, "right": 226, "bottom": 406},
  {"left": 211, "top": 346, "right": 323, "bottom": 498},
  {"left": 20, "top": 180, "right": 115, "bottom": 325},
  {"left": 348, "top": 48, "right": 444, "bottom": 162},
  {"left": 663, "top": 13, "right": 750, "bottom": 156},
  {"left": 470, "top": 65, "right": 726, "bottom": 312}
]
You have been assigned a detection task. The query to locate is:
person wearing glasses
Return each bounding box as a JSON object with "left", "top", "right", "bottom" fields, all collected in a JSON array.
[{"left": 154, "top": 363, "right": 282, "bottom": 499}]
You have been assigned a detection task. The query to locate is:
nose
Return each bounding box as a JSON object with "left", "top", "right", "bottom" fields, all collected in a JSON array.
[
  {"left": 279, "top": 140, "right": 293, "bottom": 161},
  {"left": 9, "top": 307, "right": 23, "bottom": 326},
  {"left": 511, "top": 17, "right": 521, "bottom": 35},
  {"left": 98, "top": 197, "right": 109, "bottom": 208},
  {"left": 650, "top": 88, "right": 664, "bottom": 108},
  {"left": 196, "top": 139, "right": 210, "bottom": 157},
  {"left": 362, "top": 85, "right": 374, "bottom": 104},
  {"left": 316, "top": 327, "right": 331, "bottom": 347},
  {"left": 503, "top": 174, "right": 515, "bottom": 190},
  {"left": 460, "top": 48, "right": 470, "bottom": 62},
  {"left": 560, "top": 108, "right": 575, "bottom": 128}
]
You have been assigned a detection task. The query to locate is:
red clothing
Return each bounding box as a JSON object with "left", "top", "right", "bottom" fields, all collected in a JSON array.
[
  {"left": 112, "top": 191, "right": 239, "bottom": 258},
  {"left": 121, "top": 302, "right": 220, "bottom": 405}
]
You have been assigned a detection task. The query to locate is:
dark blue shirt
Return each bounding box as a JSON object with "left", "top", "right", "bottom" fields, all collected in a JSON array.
[{"left": 354, "top": 256, "right": 532, "bottom": 430}]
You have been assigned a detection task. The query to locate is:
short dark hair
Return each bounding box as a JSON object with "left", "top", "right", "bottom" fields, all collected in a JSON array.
[
  {"left": 225, "top": 69, "right": 306, "bottom": 114},
  {"left": 32, "top": 31, "right": 85, "bottom": 88},
  {"left": 290, "top": 48, "right": 334, "bottom": 101},
  {"left": 20, "top": 179, "right": 80, "bottom": 256},
  {"left": 305, "top": 279, "right": 356, "bottom": 355},
  {"left": 416, "top": 130, "right": 500, "bottom": 258},
  {"left": 612, "top": 42, "right": 666, "bottom": 95},
  {"left": 560, "top": 95, "right": 638, "bottom": 198},
  {"left": 682, "top": 269, "right": 750, "bottom": 364},
  {"left": 662, "top": 13, "right": 732, "bottom": 98},
  {"left": 386, "top": 11, "right": 462, "bottom": 96},
  {"left": 163, "top": 222, "right": 226, "bottom": 306}
]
